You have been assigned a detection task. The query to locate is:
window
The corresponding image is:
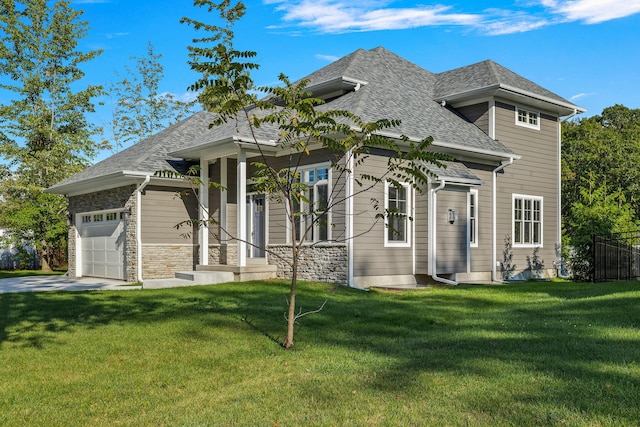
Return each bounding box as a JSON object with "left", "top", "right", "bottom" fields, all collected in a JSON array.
[
  {"left": 106, "top": 212, "right": 118, "bottom": 221},
  {"left": 82, "top": 215, "right": 92, "bottom": 223},
  {"left": 293, "top": 164, "right": 330, "bottom": 243},
  {"left": 93, "top": 213, "right": 104, "bottom": 222},
  {"left": 513, "top": 194, "right": 543, "bottom": 246},
  {"left": 469, "top": 189, "right": 478, "bottom": 247},
  {"left": 385, "top": 181, "right": 410, "bottom": 247},
  {"left": 515, "top": 107, "right": 540, "bottom": 130}
]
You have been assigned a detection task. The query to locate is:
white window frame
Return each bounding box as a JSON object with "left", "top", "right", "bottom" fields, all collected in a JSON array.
[
  {"left": 468, "top": 189, "right": 478, "bottom": 248},
  {"left": 384, "top": 181, "right": 411, "bottom": 248},
  {"left": 512, "top": 194, "right": 543, "bottom": 247},
  {"left": 288, "top": 162, "right": 332, "bottom": 244},
  {"left": 515, "top": 106, "right": 540, "bottom": 130}
]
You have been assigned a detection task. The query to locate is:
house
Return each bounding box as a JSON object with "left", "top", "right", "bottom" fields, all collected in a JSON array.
[{"left": 47, "top": 47, "right": 584, "bottom": 287}]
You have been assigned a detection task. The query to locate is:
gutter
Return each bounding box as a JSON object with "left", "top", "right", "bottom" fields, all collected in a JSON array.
[
  {"left": 136, "top": 175, "right": 151, "bottom": 283},
  {"left": 430, "top": 180, "right": 458, "bottom": 285},
  {"left": 492, "top": 158, "right": 514, "bottom": 282}
]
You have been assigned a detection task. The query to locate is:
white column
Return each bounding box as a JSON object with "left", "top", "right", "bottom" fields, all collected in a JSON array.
[
  {"left": 199, "top": 158, "right": 209, "bottom": 266},
  {"left": 237, "top": 149, "right": 247, "bottom": 267},
  {"left": 220, "top": 157, "right": 227, "bottom": 243}
]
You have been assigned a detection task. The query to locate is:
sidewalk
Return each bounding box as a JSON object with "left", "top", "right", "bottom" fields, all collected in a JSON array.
[{"left": 0, "top": 275, "right": 139, "bottom": 294}]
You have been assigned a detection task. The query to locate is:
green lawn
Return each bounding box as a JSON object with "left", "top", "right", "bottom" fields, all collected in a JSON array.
[
  {"left": 1, "top": 280, "right": 639, "bottom": 426},
  {"left": 0, "top": 269, "right": 65, "bottom": 279}
]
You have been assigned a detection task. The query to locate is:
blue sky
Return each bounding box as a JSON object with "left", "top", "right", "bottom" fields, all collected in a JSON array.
[{"left": 74, "top": 0, "right": 640, "bottom": 155}]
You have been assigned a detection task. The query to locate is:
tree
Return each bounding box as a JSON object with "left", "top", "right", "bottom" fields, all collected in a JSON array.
[
  {"left": 181, "top": 1, "right": 447, "bottom": 349},
  {"left": 566, "top": 174, "right": 636, "bottom": 281},
  {"left": 109, "top": 42, "right": 196, "bottom": 152},
  {"left": 562, "top": 105, "right": 640, "bottom": 279},
  {"left": 0, "top": 0, "right": 103, "bottom": 271}
]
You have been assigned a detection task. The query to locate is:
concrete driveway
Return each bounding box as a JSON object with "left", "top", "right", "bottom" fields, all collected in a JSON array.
[{"left": 0, "top": 275, "right": 140, "bottom": 294}]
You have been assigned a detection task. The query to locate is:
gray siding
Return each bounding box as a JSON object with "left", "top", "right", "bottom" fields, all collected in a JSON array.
[
  {"left": 414, "top": 184, "right": 429, "bottom": 274},
  {"left": 207, "top": 162, "right": 222, "bottom": 244},
  {"left": 493, "top": 100, "right": 559, "bottom": 273},
  {"left": 245, "top": 149, "right": 347, "bottom": 245},
  {"left": 352, "top": 153, "right": 414, "bottom": 278},
  {"left": 468, "top": 167, "right": 496, "bottom": 272},
  {"left": 141, "top": 186, "right": 198, "bottom": 245},
  {"left": 457, "top": 102, "right": 489, "bottom": 134}
]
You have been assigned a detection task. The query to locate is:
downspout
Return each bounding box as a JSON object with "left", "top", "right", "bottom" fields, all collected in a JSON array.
[
  {"left": 492, "top": 158, "right": 514, "bottom": 282},
  {"left": 557, "top": 108, "right": 578, "bottom": 277},
  {"left": 136, "top": 175, "right": 151, "bottom": 283},
  {"left": 431, "top": 179, "right": 457, "bottom": 285},
  {"left": 345, "top": 149, "right": 368, "bottom": 291}
]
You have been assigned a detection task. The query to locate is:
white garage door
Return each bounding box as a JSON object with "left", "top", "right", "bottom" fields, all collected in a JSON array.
[{"left": 79, "top": 211, "right": 125, "bottom": 280}]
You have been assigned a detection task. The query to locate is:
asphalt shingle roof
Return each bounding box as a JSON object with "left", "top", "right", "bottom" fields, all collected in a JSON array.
[
  {"left": 49, "top": 111, "right": 216, "bottom": 190},
  {"left": 51, "top": 47, "right": 582, "bottom": 192},
  {"left": 434, "top": 59, "right": 575, "bottom": 106}
]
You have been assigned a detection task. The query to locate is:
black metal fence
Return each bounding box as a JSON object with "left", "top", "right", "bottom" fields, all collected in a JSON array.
[{"left": 593, "top": 230, "right": 640, "bottom": 282}]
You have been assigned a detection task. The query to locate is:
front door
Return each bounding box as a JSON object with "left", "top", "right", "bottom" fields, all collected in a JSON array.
[{"left": 247, "top": 194, "right": 266, "bottom": 258}]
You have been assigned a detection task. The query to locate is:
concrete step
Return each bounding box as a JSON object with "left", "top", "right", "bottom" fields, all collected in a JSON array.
[
  {"left": 143, "top": 271, "right": 235, "bottom": 289},
  {"left": 174, "top": 270, "right": 235, "bottom": 284}
]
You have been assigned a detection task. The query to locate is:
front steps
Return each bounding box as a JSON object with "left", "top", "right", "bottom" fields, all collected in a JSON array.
[{"left": 143, "top": 264, "right": 277, "bottom": 289}]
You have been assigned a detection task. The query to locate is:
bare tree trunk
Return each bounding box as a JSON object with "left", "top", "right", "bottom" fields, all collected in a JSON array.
[{"left": 283, "top": 272, "right": 297, "bottom": 349}]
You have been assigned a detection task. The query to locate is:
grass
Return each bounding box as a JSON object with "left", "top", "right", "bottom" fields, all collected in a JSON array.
[
  {"left": 1, "top": 280, "right": 640, "bottom": 426},
  {"left": 0, "top": 269, "right": 65, "bottom": 279}
]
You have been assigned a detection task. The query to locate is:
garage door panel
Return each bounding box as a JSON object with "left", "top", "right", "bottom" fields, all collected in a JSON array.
[{"left": 80, "top": 214, "right": 125, "bottom": 280}]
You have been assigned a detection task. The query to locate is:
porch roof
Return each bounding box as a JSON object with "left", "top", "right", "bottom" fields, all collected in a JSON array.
[{"left": 425, "top": 161, "right": 484, "bottom": 186}]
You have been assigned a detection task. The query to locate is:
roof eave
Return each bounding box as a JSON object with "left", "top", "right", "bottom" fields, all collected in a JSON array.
[
  {"left": 436, "top": 84, "right": 585, "bottom": 116},
  {"left": 45, "top": 171, "right": 190, "bottom": 197},
  {"left": 370, "top": 128, "right": 519, "bottom": 162},
  {"left": 169, "top": 135, "right": 280, "bottom": 161}
]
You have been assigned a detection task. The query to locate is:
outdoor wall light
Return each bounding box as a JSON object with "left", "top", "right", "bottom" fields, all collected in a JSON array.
[{"left": 447, "top": 208, "right": 458, "bottom": 224}]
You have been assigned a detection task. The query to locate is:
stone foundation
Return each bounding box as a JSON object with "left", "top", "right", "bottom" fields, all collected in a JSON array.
[
  {"left": 141, "top": 244, "right": 198, "bottom": 279},
  {"left": 268, "top": 243, "right": 348, "bottom": 284}
]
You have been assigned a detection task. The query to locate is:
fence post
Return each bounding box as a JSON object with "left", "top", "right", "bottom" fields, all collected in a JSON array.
[{"left": 593, "top": 233, "right": 597, "bottom": 283}]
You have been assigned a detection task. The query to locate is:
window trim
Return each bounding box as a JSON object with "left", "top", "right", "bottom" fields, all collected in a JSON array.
[
  {"left": 288, "top": 162, "right": 332, "bottom": 244},
  {"left": 384, "top": 181, "right": 411, "bottom": 248},
  {"left": 515, "top": 106, "right": 540, "bottom": 130},
  {"left": 469, "top": 189, "right": 478, "bottom": 248},
  {"left": 512, "top": 194, "right": 543, "bottom": 247}
]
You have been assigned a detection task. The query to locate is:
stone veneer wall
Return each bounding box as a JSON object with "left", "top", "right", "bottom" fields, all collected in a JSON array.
[
  {"left": 268, "top": 243, "right": 348, "bottom": 284},
  {"left": 142, "top": 244, "right": 198, "bottom": 279},
  {"left": 67, "top": 185, "right": 137, "bottom": 282}
]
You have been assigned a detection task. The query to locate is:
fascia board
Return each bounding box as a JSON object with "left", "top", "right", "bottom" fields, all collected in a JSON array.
[
  {"left": 46, "top": 171, "right": 191, "bottom": 197},
  {"left": 437, "top": 84, "right": 585, "bottom": 116}
]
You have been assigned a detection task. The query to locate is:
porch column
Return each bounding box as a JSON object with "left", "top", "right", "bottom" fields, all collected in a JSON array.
[
  {"left": 237, "top": 148, "right": 247, "bottom": 267},
  {"left": 220, "top": 157, "right": 227, "bottom": 243},
  {"left": 199, "top": 157, "right": 209, "bottom": 266}
]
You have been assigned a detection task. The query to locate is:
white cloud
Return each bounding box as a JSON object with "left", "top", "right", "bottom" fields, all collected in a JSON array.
[
  {"left": 482, "top": 10, "right": 550, "bottom": 35},
  {"left": 316, "top": 54, "right": 340, "bottom": 62},
  {"left": 159, "top": 91, "right": 200, "bottom": 103},
  {"left": 544, "top": 0, "right": 640, "bottom": 23},
  {"left": 268, "top": 1, "right": 480, "bottom": 33},
  {"left": 264, "top": 0, "right": 640, "bottom": 36},
  {"left": 102, "top": 32, "right": 130, "bottom": 39},
  {"left": 570, "top": 92, "right": 593, "bottom": 101}
]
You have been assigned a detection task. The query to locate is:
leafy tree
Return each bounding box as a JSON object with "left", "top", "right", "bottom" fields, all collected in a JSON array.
[
  {"left": 566, "top": 175, "right": 636, "bottom": 281},
  {"left": 562, "top": 104, "right": 640, "bottom": 279},
  {"left": 0, "top": 0, "right": 103, "bottom": 271},
  {"left": 181, "top": 0, "right": 447, "bottom": 349},
  {"left": 563, "top": 105, "right": 640, "bottom": 220},
  {"left": 109, "top": 42, "right": 196, "bottom": 152}
]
